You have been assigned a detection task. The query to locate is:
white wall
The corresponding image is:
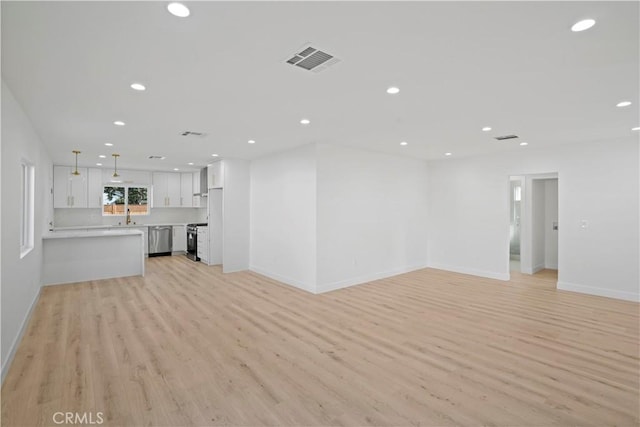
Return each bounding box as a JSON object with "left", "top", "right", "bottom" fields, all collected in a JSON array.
[
  {"left": 316, "top": 144, "right": 429, "bottom": 293},
  {"left": 428, "top": 155, "right": 512, "bottom": 280},
  {"left": 428, "top": 138, "right": 640, "bottom": 301},
  {"left": 1, "top": 81, "right": 53, "bottom": 380},
  {"left": 222, "top": 159, "right": 250, "bottom": 273},
  {"left": 250, "top": 145, "right": 317, "bottom": 292},
  {"left": 544, "top": 179, "right": 559, "bottom": 269},
  {"left": 531, "top": 179, "right": 546, "bottom": 273}
]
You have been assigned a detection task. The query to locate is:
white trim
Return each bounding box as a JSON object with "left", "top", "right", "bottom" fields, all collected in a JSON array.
[
  {"left": 316, "top": 263, "right": 429, "bottom": 294},
  {"left": 532, "top": 263, "right": 545, "bottom": 274},
  {"left": 249, "top": 266, "right": 315, "bottom": 294},
  {"left": 557, "top": 281, "right": 640, "bottom": 302},
  {"left": 427, "top": 262, "right": 510, "bottom": 281},
  {"left": 1, "top": 287, "right": 41, "bottom": 384}
]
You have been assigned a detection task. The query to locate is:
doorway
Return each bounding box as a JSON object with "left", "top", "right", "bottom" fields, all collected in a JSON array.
[
  {"left": 509, "top": 174, "right": 559, "bottom": 276},
  {"left": 509, "top": 177, "right": 523, "bottom": 272}
]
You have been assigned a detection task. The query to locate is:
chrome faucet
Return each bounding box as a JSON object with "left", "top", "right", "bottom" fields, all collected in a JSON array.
[{"left": 126, "top": 208, "right": 132, "bottom": 225}]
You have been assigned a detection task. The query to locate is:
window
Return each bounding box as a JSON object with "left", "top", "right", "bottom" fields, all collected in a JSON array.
[
  {"left": 20, "top": 161, "right": 35, "bottom": 258},
  {"left": 103, "top": 185, "right": 149, "bottom": 216}
]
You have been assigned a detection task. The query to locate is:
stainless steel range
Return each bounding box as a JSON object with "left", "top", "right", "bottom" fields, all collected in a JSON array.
[{"left": 186, "top": 223, "right": 207, "bottom": 261}]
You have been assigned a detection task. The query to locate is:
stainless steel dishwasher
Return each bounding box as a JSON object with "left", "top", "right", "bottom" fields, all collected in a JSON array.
[{"left": 148, "top": 226, "right": 173, "bottom": 257}]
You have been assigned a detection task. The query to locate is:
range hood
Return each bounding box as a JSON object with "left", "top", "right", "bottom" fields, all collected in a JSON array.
[{"left": 195, "top": 167, "right": 208, "bottom": 197}]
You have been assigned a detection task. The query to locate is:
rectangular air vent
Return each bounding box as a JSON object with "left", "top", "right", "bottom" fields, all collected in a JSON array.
[
  {"left": 494, "top": 134, "right": 519, "bottom": 141},
  {"left": 148, "top": 155, "right": 166, "bottom": 160},
  {"left": 286, "top": 45, "right": 340, "bottom": 73},
  {"left": 181, "top": 131, "right": 206, "bottom": 137}
]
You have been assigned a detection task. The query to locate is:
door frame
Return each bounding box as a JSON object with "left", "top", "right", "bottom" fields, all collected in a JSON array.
[{"left": 508, "top": 172, "right": 559, "bottom": 275}]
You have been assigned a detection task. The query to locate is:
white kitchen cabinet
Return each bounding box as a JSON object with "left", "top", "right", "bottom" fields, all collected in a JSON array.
[
  {"left": 87, "top": 168, "right": 103, "bottom": 208},
  {"left": 197, "top": 226, "right": 208, "bottom": 263},
  {"left": 208, "top": 161, "right": 224, "bottom": 189},
  {"left": 180, "top": 173, "right": 193, "bottom": 207},
  {"left": 53, "top": 166, "right": 88, "bottom": 208},
  {"left": 173, "top": 225, "right": 187, "bottom": 252},
  {"left": 192, "top": 172, "right": 201, "bottom": 207},
  {"left": 152, "top": 172, "right": 181, "bottom": 207}
]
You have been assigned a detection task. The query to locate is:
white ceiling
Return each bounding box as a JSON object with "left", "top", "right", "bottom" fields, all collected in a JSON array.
[{"left": 2, "top": 1, "right": 638, "bottom": 172}]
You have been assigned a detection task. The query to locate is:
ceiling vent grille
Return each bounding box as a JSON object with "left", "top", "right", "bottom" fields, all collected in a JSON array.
[
  {"left": 494, "top": 134, "right": 519, "bottom": 141},
  {"left": 181, "top": 131, "right": 206, "bottom": 137},
  {"left": 148, "top": 155, "right": 166, "bottom": 160},
  {"left": 286, "top": 45, "right": 340, "bottom": 73}
]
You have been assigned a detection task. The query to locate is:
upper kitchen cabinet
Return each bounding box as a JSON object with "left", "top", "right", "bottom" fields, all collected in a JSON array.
[
  {"left": 192, "top": 171, "right": 201, "bottom": 208},
  {"left": 180, "top": 173, "right": 193, "bottom": 207},
  {"left": 152, "top": 172, "right": 181, "bottom": 207},
  {"left": 87, "top": 168, "right": 103, "bottom": 208},
  {"left": 53, "top": 165, "right": 87, "bottom": 208},
  {"left": 208, "top": 161, "right": 224, "bottom": 189}
]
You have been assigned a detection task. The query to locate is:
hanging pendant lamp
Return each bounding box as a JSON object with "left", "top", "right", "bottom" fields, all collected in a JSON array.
[
  {"left": 112, "top": 153, "right": 120, "bottom": 177},
  {"left": 71, "top": 150, "right": 81, "bottom": 175}
]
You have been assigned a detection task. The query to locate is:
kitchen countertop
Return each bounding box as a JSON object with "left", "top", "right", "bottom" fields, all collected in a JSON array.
[
  {"left": 52, "top": 223, "right": 190, "bottom": 231},
  {"left": 43, "top": 228, "right": 144, "bottom": 239}
]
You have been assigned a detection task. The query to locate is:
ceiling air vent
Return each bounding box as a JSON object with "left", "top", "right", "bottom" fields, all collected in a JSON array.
[
  {"left": 286, "top": 45, "right": 340, "bottom": 73},
  {"left": 148, "top": 155, "right": 166, "bottom": 160},
  {"left": 494, "top": 134, "right": 519, "bottom": 141},
  {"left": 181, "top": 131, "right": 206, "bottom": 137}
]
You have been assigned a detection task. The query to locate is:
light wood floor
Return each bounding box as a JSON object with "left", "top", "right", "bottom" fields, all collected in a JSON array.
[{"left": 2, "top": 256, "right": 639, "bottom": 426}]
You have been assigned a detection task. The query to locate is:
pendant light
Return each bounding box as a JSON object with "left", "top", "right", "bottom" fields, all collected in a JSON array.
[
  {"left": 71, "top": 150, "right": 81, "bottom": 175},
  {"left": 112, "top": 153, "right": 120, "bottom": 177}
]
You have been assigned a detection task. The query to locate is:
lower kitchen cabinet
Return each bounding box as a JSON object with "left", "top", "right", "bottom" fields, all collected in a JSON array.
[
  {"left": 197, "top": 226, "right": 208, "bottom": 263},
  {"left": 173, "top": 225, "right": 187, "bottom": 252}
]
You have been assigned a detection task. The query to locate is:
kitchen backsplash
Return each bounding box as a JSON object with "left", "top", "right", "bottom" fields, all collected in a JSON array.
[{"left": 54, "top": 207, "right": 208, "bottom": 228}]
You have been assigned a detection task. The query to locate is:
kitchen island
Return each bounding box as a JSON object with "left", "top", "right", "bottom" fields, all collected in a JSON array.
[{"left": 42, "top": 228, "right": 145, "bottom": 285}]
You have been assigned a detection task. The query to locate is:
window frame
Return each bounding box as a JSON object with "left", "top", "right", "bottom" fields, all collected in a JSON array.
[
  {"left": 20, "top": 161, "right": 35, "bottom": 258},
  {"left": 102, "top": 184, "right": 150, "bottom": 217}
]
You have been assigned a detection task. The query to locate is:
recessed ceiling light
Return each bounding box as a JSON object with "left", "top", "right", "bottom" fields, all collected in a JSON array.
[
  {"left": 98, "top": 155, "right": 106, "bottom": 158},
  {"left": 632, "top": 127, "right": 640, "bottom": 131},
  {"left": 188, "top": 162, "right": 194, "bottom": 165},
  {"left": 482, "top": 127, "right": 492, "bottom": 132},
  {"left": 445, "top": 152, "right": 452, "bottom": 156},
  {"left": 167, "top": 2, "right": 190, "bottom": 18},
  {"left": 520, "top": 142, "right": 529, "bottom": 146},
  {"left": 96, "top": 163, "right": 102, "bottom": 166},
  {"left": 386, "top": 87, "right": 400, "bottom": 94},
  {"left": 571, "top": 19, "right": 596, "bottom": 32},
  {"left": 400, "top": 141, "right": 408, "bottom": 146},
  {"left": 173, "top": 168, "right": 180, "bottom": 171},
  {"left": 248, "top": 140, "right": 256, "bottom": 144},
  {"left": 113, "top": 120, "right": 125, "bottom": 126},
  {"left": 300, "top": 119, "right": 310, "bottom": 125},
  {"left": 211, "top": 153, "right": 219, "bottom": 157},
  {"left": 130, "top": 83, "right": 146, "bottom": 91},
  {"left": 616, "top": 101, "right": 632, "bottom": 107},
  {"left": 104, "top": 143, "right": 113, "bottom": 147}
]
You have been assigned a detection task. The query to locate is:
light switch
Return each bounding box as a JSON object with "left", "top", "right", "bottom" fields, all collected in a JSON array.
[
  {"left": 579, "top": 220, "right": 588, "bottom": 230},
  {"left": 553, "top": 222, "right": 558, "bottom": 231}
]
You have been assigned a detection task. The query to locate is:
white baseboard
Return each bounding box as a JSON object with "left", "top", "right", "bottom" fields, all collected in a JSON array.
[
  {"left": 249, "top": 266, "right": 315, "bottom": 294},
  {"left": 1, "top": 287, "right": 41, "bottom": 384},
  {"left": 316, "top": 263, "right": 429, "bottom": 294},
  {"left": 557, "top": 281, "right": 639, "bottom": 302},
  {"left": 427, "top": 262, "right": 510, "bottom": 281},
  {"left": 532, "top": 263, "right": 545, "bottom": 274}
]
